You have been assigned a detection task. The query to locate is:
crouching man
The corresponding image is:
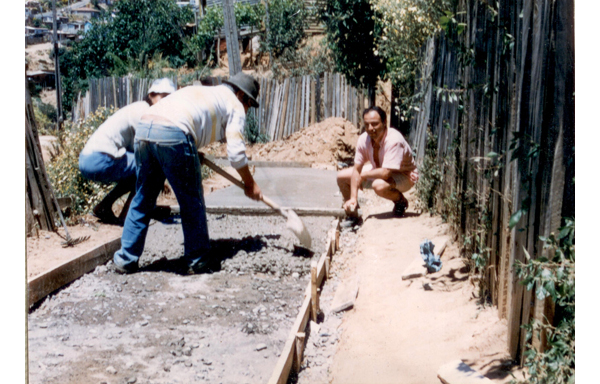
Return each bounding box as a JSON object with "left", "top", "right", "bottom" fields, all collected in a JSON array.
[{"left": 337, "top": 106, "right": 418, "bottom": 223}]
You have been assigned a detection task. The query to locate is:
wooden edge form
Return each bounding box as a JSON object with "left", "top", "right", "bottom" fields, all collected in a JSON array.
[
  {"left": 268, "top": 294, "right": 311, "bottom": 384},
  {"left": 27, "top": 237, "right": 121, "bottom": 307},
  {"left": 269, "top": 218, "right": 339, "bottom": 384},
  {"left": 170, "top": 205, "right": 345, "bottom": 218}
]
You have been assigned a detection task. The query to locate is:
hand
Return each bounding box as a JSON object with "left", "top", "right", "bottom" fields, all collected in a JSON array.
[
  {"left": 244, "top": 180, "right": 263, "bottom": 201},
  {"left": 342, "top": 198, "right": 358, "bottom": 215}
]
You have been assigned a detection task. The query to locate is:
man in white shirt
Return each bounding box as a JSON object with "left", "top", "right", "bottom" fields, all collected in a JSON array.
[
  {"left": 113, "top": 73, "right": 262, "bottom": 275},
  {"left": 79, "top": 78, "right": 176, "bottom": 224}
]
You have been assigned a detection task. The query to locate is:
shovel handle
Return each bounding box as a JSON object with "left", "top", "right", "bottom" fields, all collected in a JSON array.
[{"left": 200, "top": 153, "right": 284, "bottom": 213}]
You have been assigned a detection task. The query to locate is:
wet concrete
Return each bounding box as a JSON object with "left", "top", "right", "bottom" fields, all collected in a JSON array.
[
  {"left": 28, "top": 214, "right": 335, "bottom": 384},
  {"left": 204, "top": 167, "right": 342, "bottom": 211}
]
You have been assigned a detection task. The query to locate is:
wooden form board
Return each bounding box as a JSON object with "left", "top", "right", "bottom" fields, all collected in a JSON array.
[
  {"left": 27, "top": 237, "right": 121, "bottom": 307},
  {"left": 437, "top": 360, "right": 493, "bottom": 384},
  {"left": 170, "top": 205, "right": 345, "bottom": 218},
  {"left": 268, "top": 219, "right": 339, "bottom": 384}
]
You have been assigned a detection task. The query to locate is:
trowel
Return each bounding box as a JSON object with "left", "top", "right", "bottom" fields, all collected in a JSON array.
[{"left": 200, "top": 155, "right": 312, "bottom": 249}]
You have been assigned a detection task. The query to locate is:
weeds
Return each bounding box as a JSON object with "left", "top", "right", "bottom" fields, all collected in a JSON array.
[
  {"left": 415, "top": 128, "right": 442, "bottom": 214},
  {"left": 45, "top": 107, "right": 115, "bottom": 222},
  {"left": 511, "top": 219, "right": 575, "bottom": 384}
]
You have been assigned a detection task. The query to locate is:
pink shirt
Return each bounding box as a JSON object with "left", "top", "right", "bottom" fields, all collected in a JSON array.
[{"left": 354, "top": 128, "right": 416, "bottom": 173}]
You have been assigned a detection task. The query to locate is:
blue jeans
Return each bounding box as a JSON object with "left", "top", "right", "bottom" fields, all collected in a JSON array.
[
  {"left": 113, "top": 121, "right": 210, "bottom": 271},
  {"left": 79, "top": 151, "right": 136, "bottom": 183}
]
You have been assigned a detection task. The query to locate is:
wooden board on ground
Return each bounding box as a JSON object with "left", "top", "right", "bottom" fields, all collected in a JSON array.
[
  {"left": 401, "top": 256, "right": 427, "bottom": 280},
  {"left": 437, "top": 360, "right": 493, "bottom": 384},
  {"left": 331, "top": 277, "right": 359, "bottom": 313},
  {"left": 28, "top": 237, "right": 121, "bottom": 307}
]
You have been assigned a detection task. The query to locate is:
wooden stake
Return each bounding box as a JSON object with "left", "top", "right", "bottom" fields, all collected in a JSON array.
[
  {"left": 293, "top": 332, "right": 305, "bottom": 372},
  {"left": 311, "top": 260, "right": 319, "bottom": 322}
]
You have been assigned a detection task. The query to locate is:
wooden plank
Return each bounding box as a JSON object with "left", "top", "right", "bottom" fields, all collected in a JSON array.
[
  {"left": 310, "top": 77, "right": 316, "bottom": 125},
  {"left": 401, "top": 256, "right": 426, "bottom": 281},
  {"left": 310, "top": 260, "right": 319, "bottom": 321},
  {"left": 331, "top": 277, "right": 359, "bottom": 313},
  {"left": 294, "top": 77, "right": 302, "bottom": 132},
  {"left": 437, "top": 360, "right": 493, "bottom": 384},
  {"left": 28, "top": 237, "right": 122, "bottom": 307},
  {"left": 268, "top": 292, "right": 311, "bottom": 384},
  {"left": 299, "top": 76, "right": 305, "bottom": 130},
  {"left": 278, "top": 78, "right": 290, "bottom": 139},
  {"left": 170, "top": 205, "right": 345, "bottom": 217}
]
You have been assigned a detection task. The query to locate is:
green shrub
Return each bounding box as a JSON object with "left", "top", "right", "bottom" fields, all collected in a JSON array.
[
  {"left": 46, "top": 108, "right": 115, "bottom": 221},
  {"left": 244, "top": 108, "right": 268, "bottom": 144},
  {"left": 512, "top": 219, "right": 575, "bottom": 384},
  {"left": 415, "top": 129, "right": 442, "bottom": 213}
]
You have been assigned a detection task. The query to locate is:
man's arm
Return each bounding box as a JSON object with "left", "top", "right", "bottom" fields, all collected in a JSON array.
[
  {"left": 236, "top": 165, "right": 262, "bottom": 201},
  {"left": 343, "top": 163, "right": 364, "bottom": 213}
]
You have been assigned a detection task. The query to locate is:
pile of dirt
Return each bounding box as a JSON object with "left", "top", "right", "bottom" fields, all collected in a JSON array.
[{"left": 204, "top": 117, "right": 361, "bottom": 169}]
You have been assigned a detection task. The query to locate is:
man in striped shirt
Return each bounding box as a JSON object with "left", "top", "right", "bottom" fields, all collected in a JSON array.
[{"left": 113, "top": 73, "right": 262, "bottom": 274}]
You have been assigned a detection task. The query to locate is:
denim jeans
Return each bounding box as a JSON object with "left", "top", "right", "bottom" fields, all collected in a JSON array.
[
  {"left": 79, "top": 151, "right": 136, "bottom": 184},
  {"left": 113, "top": 121, "right": 210, "bottom": 271}
]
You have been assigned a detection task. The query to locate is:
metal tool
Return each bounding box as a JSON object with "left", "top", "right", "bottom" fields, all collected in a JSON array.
[
  {"left": 200, "top": 155, "right": 312, "bottom": 249},
  {"left": 50, "top": 191, "right": 89, "bottom": 247}
]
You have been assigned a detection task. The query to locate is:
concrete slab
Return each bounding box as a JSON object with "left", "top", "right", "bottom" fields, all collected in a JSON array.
[{"left": 204, "top": 167, "right": 343, "bottom": 213}]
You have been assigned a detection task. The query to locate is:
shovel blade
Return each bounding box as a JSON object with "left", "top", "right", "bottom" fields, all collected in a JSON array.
[{"left": 283, "top": 209, "right": 312, "bottom": 249}]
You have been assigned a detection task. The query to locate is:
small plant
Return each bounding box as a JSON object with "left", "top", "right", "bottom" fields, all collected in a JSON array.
[
  {"left": 415, "top": 128, "right": 442, "bottom": 213},
  {"left": 46, "top": 107, "right": 116, "bottom": 222},
  {"left": 512, "top": 218, "right": 575, "bottom": 384},
  {"left": 244, "top": 108, "right": 268, "bottom": 144}
]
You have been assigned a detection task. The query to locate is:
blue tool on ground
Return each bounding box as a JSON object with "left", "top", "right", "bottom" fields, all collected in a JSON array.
[{"left": 420, "top": 239, "right": 442, "bottom": 273}]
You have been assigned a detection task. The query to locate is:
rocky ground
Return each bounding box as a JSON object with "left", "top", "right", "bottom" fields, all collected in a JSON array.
[{"left": 27, "top": 214, "right": 337, "bottom": 384}]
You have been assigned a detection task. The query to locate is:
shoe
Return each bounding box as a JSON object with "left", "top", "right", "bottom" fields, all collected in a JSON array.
[
  {"left": 110, "top": 261, "right": 138, "bottom": 274},
  {"left": 151, "top": 206, "right": 172, "bottom": 221},
  {"left": 170, "top": 258, "right": 216, "bottom": 275},
  {"left": 340, "top": 216, "right": 363, "bottom": 229},
  {"left": 93, "top": 206, "right": 120, "bottom": 225},
  {"left": 393, "top": 196, "right": 409, "bottom": 217}
]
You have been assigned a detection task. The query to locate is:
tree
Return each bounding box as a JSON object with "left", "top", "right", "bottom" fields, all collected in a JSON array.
[
  {"left": 320, "top": 0, "right": 386, "bottom": 96},
  {"left": 58, "top": 0, "right": 194, "bottom": 114},
  {"left": 263, "top": 0, "right": 308, "bottom": 58}
]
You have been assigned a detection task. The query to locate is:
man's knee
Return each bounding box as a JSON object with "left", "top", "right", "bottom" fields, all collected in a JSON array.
[
  {"left": 337, "top": 168, "right": 352, "bottom": 187},
  {"left": 372, "top": 179, "right": 395, "bottom": 196}
]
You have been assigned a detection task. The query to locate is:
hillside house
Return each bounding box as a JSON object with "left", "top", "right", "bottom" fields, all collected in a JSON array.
[{"left": 70, "top": 7, "right": 101, "bottom": 20}]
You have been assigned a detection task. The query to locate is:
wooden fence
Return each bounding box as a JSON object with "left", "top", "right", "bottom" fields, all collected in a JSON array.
[
  {"left": 72, "top": 73, "right": 368, "bottom": 140},
  {"left": 408, "top": 0, "right": 574, "bottom": 361}
]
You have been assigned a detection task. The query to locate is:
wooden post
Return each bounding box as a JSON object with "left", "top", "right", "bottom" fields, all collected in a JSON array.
[
  {"left": 293, "top": 332, "right": 305, "bottom": 372},
  {"left": 310, "top": 77, "right": 316, "bottom": 125},
  {"left": 311, "top": 260, "right": 319, "bottom": 322},
  {"left": 222, "top": 0, "right": 242, "bottom": 76}
]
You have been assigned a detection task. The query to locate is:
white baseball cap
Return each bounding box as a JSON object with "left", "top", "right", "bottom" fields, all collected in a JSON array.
[{"left": 148, "top": 78, "right": 177, "bottom": 95}]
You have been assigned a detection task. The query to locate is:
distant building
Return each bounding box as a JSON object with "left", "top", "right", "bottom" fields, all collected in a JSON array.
[{"left": 71, "top": 7, "right": 101, "bottom": 20}]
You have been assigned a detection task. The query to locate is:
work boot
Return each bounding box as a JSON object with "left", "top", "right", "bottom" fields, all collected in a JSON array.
[{"left": 393, "top": 195, "right": 409, "bottom": 217}]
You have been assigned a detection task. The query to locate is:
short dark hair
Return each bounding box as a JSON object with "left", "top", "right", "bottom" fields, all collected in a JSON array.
[{"left": 363, "top": 106, "right": 387, "bottom": 124}]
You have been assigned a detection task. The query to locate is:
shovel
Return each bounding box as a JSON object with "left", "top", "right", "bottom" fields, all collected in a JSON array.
[{"left": 200, "top": 155, "right": 312, "bottom": 249}]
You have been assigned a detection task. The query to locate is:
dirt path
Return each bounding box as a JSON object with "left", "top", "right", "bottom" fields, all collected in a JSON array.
[{"left": 324, "top": 188, "right": 518, "bottom": 383}]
